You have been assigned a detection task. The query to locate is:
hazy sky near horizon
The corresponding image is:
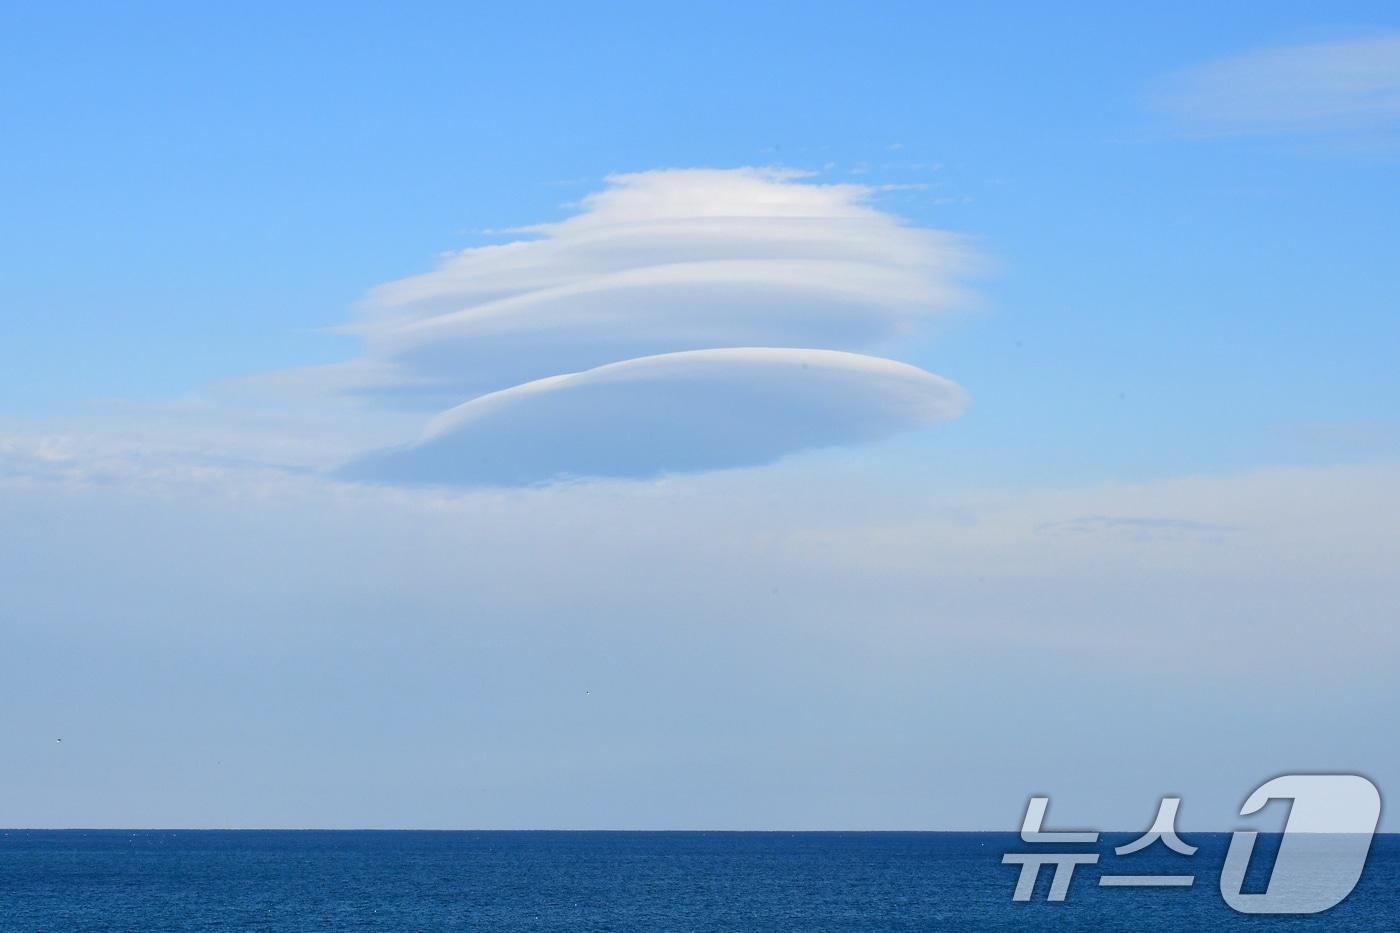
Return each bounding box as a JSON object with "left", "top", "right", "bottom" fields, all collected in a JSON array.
[{"left": 2, "top": 2, "right": 1399, "bottom": 830}]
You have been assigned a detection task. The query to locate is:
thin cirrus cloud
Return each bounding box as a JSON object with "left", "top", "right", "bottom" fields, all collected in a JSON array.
[
  {"left": 1154, "top": 33, "right": 1400, "bottom": 138},
  {"left": 305, "top": 168, "right": 980, "bottom": 486}
]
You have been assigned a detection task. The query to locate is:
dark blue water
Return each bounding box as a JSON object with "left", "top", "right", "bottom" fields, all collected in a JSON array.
[{"left": 1, "top": 831, "right": 1395, "bottom": 930}]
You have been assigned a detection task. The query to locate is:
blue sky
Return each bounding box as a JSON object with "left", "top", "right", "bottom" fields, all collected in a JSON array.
[
  {"left": 2, "top": 3, "right": 1399, "bottom": 829},
  {"left": 5, "top": 3, "right": 1397, "bottom": 472}
]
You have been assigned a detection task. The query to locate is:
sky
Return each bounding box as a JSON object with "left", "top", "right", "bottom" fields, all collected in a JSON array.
[{"left": 1, "top": 2, "right": 1399, "bottom": 830}]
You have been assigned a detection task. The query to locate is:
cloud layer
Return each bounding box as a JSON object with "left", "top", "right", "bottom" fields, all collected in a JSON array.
[
  {"left": 270, "top": 168, "right": 978, "bottom": 485},
  {"left": 1156, "top": 33, "right": 1400, "bottom": 137},
  {"left": 7, "top": 452, "right": 1400, "bottom": 829},
  {"left": 342, "top": 348, "right": 967, "bottom": 485}
]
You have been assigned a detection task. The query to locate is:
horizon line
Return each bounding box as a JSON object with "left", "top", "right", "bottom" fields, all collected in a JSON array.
[{"left": 3, "top": 827, "right": 1389, "bottom": 835}]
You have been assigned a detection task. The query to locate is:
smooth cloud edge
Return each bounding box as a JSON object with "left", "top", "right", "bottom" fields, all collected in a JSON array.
[{"left": 339, "top": 348, "right": 968, "bottom": 488}]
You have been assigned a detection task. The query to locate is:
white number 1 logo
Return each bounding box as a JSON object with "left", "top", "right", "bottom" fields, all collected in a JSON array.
[{"left": 1220, "top": 774, "right": 1380, "bottom": 915}]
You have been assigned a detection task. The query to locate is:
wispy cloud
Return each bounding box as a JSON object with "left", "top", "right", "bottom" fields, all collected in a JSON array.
[
  {"left": 1282, "top": 419, "right": 1400, "bottom": 454},
  {"left": 1036, "top": 514, "right": 1236, "bottom": 541},
  {"left": 1154, "top": 33, "right": 1400, "bottom": 138}
]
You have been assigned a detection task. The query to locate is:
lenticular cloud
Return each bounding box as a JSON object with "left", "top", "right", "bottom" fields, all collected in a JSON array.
[
  {"left": 327, "top": 168, "right": 979, "bottom": 486},
  {"left": 343, "top": 349, "right": 967, "bottom": 486}
]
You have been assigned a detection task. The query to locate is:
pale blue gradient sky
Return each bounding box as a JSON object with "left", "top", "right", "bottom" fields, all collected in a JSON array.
[
  {"left": 4, "top": 3, "right": 1397, "bottom": 480},
  {"left": 1, "top": 3, "right": 1398, "bottom": 829}
]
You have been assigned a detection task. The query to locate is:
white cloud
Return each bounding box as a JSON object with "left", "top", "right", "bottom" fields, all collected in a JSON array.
[
  {"left": 348, "top": 168, "right": 976, "bottom": 401},
  {"left": 342, "top": 348, "right": 966, "bottom": 485},
  {"left": 1155, "top": 33, "right": 1400, "bottom": 137},
  {"left": 361, "top": 167, "right": 968, "bottom": 326},
  {"left": 368, "top": 257, "right": 954, "bottom": 402},
  {"left": 238, "top": 168, "right": 978, "bottom": 484}
]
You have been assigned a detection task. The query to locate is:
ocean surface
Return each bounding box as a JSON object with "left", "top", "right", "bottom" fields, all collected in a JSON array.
[{"left": 1, "top": 830, "right": 1396, "bottom": 931}]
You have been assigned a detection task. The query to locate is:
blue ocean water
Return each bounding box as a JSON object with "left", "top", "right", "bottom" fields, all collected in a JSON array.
[{"left": 1, "top": 830, "right": 1396, "bottom": 931}]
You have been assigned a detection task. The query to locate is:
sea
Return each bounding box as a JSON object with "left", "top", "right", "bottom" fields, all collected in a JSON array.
[{"left": 1, "top": 830, "right": 1396, "bottom": 930}]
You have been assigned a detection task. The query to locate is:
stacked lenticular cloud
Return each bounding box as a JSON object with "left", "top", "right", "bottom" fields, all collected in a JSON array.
[{"left": 338, "top": 168, "right": 978, "bottom": 486}]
